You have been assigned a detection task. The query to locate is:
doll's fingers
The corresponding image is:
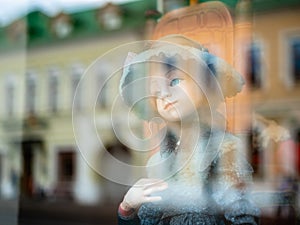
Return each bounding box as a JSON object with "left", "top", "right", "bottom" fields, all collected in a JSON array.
[
  {"left": 143, "top": 183, "right": 168, "bottom": 196},
  {"left": 144, "top": 196, "right": 162, "bottom": 203}
]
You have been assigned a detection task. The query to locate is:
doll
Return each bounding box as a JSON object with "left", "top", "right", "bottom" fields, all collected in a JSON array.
[{"left": 118, "top": 34, "right": 260, "bottom": 225}]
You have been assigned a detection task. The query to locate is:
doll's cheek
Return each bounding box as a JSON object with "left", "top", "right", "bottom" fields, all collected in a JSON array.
[{"left": 155, "top": 99, "right": 163, "bottom": 110}]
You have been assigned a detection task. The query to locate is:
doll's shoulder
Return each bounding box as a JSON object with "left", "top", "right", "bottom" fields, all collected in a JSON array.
[
  {"left": 202, "top": 130, "right": 244, "bottom": 162},
  {"left": 220, "top": 132, "right": 243, "bottom": 154},
  {"left": 203, "top": 129, "right": 242, "bottom": 153}
]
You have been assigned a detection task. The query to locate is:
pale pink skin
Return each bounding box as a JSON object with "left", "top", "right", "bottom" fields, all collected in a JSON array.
[{"left": 150, "top": 60, "right": 203, "bottom": 123}]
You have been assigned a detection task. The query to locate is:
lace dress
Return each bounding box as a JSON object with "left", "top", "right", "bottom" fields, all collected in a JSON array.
[{"left": 118, "top": 129, "right": 260, "bottom": 225}]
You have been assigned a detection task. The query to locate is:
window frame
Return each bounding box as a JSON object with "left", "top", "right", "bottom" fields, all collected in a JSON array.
[
  {"left": 48, "top": 67, "right": 60, "bottom": 114},
  {"left": 5, "top": 74, "right": 16, "bottom": 117},
  {"left": 71, "top": 63, "right": 84, "bottom": 111},
  {"left": 25, "top": 70, "right": 38, "bottom": 115},
  {"left": 246, "top": 38, "right": 267, "bottom": 90},
  {"left": 279, "top": 28, "right": 300, "bottom": 88}
]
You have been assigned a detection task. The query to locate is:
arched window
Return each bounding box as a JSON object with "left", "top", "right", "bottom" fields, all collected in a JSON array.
[
  {"left": 5, "top": 74, "right": 16, "bottom": 117},
  {"left": 281, "top": 30, "right": 300, "bottom": 88},
  {"left": 48, "top": 67, "right": 59, "bottom": 113},
  {"left": 247, "top": 41, "right": 263, "bottom": 89},
  {"left": 290, "top": 37, "right": 300, "bottom": 83},
  {"left": 96, "top": 62, "right": 111, "bottom": 109},
  {"left": 71, "top": 64, "right": 84, "bottom": 111},
  {"left": 26, "top": 71, "right": 37, "bottom": 115}
]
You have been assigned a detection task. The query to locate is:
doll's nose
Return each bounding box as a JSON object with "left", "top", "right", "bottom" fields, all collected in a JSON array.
[
  {"left": 158, "top": 89, "right": 171, "bottom": 98},
  {"left": 157, "top": 85, "right": 171, "bottom": 98},
  {"left": 150, "top": 79, "right": 171, "bottom": 98}
]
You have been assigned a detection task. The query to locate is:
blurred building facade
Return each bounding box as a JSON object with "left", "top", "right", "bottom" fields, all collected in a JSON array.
[
  {"left": 247, "top": 3, "right": 300, "bottom": 177},
  {"left": 0, "top": 0, "right": 299, "bottom": 213},
  {"left": 0, "top": 0, "right": 155, "bottom": 204}
]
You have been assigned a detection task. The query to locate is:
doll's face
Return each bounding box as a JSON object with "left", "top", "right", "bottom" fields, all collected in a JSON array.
[{"left": 149, "top": 60, "right": 203, "bottom": 122}]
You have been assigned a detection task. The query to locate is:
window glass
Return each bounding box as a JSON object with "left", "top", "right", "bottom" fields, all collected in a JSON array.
[
  {"left": 96, "top": 62, "right": 111, "bottom": 109},
  {"left": 291, "top": 38, "right": 300, "bottom": 82},
  {"left": 71, "top": 64, "right": 84, "bottom": 111},
  {"left": 97, "top": 72, "right": 107, "bottom": 108},
  {"left": 5, "top": 75, "right": 16, "bottom": 116},
  {"left": 48, "top": 67, "right": 59, "bottom": 113},
  {"left": 26, "top": 71, "right": 37, "bottom": 114},
  {"left": 248, "top": 42, "right": 262, "bottom": 89}
]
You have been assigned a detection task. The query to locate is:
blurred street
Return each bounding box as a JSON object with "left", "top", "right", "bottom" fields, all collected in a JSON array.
[
  {"left": 0, "top": 199, "right": 18, "bottom": 225},
  {"left": 12, "top": 199, "right": 300, "bottom": 225},
  {"left": 18, "top": 199, "right": 119, "bottom": 225}
]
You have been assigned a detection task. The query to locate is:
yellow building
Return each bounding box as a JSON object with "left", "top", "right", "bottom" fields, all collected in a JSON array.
[
  {"left": 246, "top": 4, "right": 300, "bottom": 212},
  {"left": 0, "top": 1, "right": 154, "bottom": 204}
]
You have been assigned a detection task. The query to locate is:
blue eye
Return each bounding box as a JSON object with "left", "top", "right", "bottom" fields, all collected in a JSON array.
[{"left": 170, "top": 78, "right": 181, "bottom": 87}]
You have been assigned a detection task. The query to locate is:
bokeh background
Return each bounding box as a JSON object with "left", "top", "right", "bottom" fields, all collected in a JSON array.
[{"left": 0, "top": 0, "right": 299, "bottom": 224}]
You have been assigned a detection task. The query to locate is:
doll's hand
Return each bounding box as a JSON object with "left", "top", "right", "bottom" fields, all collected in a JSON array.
[{"left": 121, "top": 178, "right": 168, "bottom": 211}]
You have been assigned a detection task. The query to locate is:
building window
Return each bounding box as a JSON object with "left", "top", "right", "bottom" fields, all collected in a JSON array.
[
  {"left": 290, "top": 37, "right": 300, "bottom": 83},
  {"left": 26, "top": 71, "right": 37, "bottom": 115},
  {"left": 48, "top": 67, "right": 59, "bottom": 113},
  {"left": 71, "top": 64, "right": 84, "bottom": 111},
  {"left": 247, "top": 42, "right": 262, "bottom": 89},
  {"left": 96, "top": 62, "right": 112, "bottom": 109},
  {"left": 97, "top": 3, "right": 122, "bottom": 30},
  {"left": 282, "top": 31, "right": 300, "bottom": 87},
  {"left": 51, "top": 13, "right": 72, "bottom": 38},
  {"left": 5, "top": 75, "right": 16, "bottom": 117},
  {"left": 97, "top": 73, "right": 107, "bottom": 108}
]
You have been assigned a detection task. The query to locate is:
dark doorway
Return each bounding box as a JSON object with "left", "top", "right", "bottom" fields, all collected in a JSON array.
[
  {"left": 20, "top": 139, "right": 43, "bottom": 198},
  {"left": 53, "top": 150, "right": 75, "bottom": 200},
  {"left": 58, "top": 151, "right": 75, "bottom": 182}
]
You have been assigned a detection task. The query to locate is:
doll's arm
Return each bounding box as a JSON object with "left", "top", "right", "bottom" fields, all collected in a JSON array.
[
  {"left": 118, "top": 205, "right": 140, "bottom": 225},
  {"left": 118, "top": 178, "right": 168, "bottom": 224}
]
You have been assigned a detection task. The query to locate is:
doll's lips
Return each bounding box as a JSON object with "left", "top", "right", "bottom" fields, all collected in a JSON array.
[{"left": 164, "top": 101, "right": 177, "bottom": 110}]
